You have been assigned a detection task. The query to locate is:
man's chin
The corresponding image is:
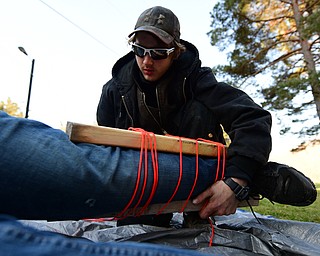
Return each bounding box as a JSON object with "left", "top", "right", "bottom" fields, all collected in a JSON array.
[{"left": 143, "top": 74, "right": 159, "bottom": 82}]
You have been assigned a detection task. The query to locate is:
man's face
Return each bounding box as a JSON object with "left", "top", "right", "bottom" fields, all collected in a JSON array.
[{"left": 134, "top": 32, "right": 175, "bottom": 82}]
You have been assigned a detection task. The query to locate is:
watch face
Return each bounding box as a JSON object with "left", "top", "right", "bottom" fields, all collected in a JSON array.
[{"left": 236, "top": 187, "right": 250, "bottom": 201}]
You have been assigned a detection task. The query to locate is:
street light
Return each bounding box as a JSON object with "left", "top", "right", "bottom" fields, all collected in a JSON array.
[{"left": 18, "top": 46, "right": 35, "bottom": 118}]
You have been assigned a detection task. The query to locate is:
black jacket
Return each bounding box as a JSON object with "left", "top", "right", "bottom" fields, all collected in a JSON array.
[{"left": 97, "top": 40, "right": 272, "bottom": 183}]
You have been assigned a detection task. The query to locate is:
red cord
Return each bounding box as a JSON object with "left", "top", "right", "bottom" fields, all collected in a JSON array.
[
  {"left": 196, "top": 138, "right": 226, "bottom": 182},
  {"left": 193, "top": 138, "right": 226, "bottom": 247},
  {"left": 130, "top": 128, "right": 149, "bottom": 216},
  {"left": 135, "top": 130, "right": 159, "bottom": 216},
  {"left": 208, "top": 217, "right": 215, "bottom": 246},
  {"left": 84, "top": 128, "right": 226, "bottom": 247},
  {"left": 179, "top": 139, "right": 200, "bottom": 212},
  {"left": 156, "top": 137, "right": 183, "bottom": 215},
  {"left": 113, "top": 128, "right": 145, "bottom": 220}
]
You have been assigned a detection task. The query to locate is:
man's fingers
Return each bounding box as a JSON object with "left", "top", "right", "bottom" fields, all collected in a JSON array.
[
  {"left": 192, "top": 186, "right": 212, "bottom": 205},
  {"left": 192, "top": 180, "right": 239, "bottom": 219}
]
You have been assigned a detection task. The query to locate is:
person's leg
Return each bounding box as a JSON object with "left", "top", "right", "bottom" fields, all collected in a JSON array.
[
  {"left": 0, "top": 112, "right": 218, "bottom": 220},
  {"left": 252, "top": 162, "right": 317, "bottom": 206}
]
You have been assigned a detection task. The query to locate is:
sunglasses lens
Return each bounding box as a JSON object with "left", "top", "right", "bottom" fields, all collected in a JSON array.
[
  {"left": 150, "top": 50, "right": 168, "bottom": 60},
  {"left": 133, "top": 45, "right": 145, "bottom": 58},
  {"left": 132, "top": 44, "right": 169, "bottom": 60}
]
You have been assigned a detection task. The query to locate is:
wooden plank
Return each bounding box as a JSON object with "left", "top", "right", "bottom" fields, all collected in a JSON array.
[
  {"left": 99, "top": 199, "right": 259, "bottom": 218},
  {"left": 66, "top": 122, "right": 224, "bottom": 157}
]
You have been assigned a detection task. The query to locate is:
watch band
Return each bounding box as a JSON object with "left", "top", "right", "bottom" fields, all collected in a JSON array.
[{"left": 223, "top": 177, "right": 250, "bottom": 201}]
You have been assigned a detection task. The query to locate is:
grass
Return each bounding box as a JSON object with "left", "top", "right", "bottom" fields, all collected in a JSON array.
[{"left": 241, "top": 183, "right": 320, "bottom": 223}]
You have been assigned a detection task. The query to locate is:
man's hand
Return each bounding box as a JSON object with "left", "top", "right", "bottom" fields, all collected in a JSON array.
[{"left": 192, "top": 178, "right": 247, "bottom": 219}]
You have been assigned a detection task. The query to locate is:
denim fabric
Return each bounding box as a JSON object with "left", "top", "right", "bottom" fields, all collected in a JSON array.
[
  {"left": 0, "top": 215, "right": 205, "bottom": 256},
  {"left": 0, "top": 111, "right": 218, "bottom": 220}
]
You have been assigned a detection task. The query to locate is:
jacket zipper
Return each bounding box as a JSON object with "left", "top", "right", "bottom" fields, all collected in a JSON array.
[
  {"left": 142, "top": 92, "right": 168, "bottom": 135},
  {"left": 121, "top": 95, "right": 134, "bottom": 126},
  {"left": 155, "top": 87, "right": 162, "bottom": 125},
  {"left": 182, "top": 77, "right": 187, "bottom": 102}
]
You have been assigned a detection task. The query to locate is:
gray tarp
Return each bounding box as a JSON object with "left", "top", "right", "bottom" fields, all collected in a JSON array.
[{"left": 20, "top": 210, "right": 320, "bottom": 255}]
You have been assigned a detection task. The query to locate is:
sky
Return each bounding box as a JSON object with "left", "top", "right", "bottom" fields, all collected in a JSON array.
[{"left": 0, "top": 0, "right": 304, "bottom": 152}]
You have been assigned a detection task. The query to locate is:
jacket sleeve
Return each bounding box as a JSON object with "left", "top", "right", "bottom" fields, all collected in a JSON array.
[
  {"left": 193, "top": 68, "right": 272, "bottom": 182},
  {"left": 96, "top": 81, "right": 116, "bottom": 127}
]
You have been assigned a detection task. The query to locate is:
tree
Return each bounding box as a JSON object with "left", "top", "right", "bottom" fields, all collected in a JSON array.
[
  {"left": 0, "top": 98, "right": 23, "bottom": 117},
  {"left": 208, "top": 0, "right": 320, "bottom": 138}
]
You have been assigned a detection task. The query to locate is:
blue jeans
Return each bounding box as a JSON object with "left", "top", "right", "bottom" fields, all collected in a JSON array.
[
  {"left": 0, "top": 215, "right": 205, "bottom": 256},
  {"left": 0, "top": 111, "right": 218, "bottom": 220}
]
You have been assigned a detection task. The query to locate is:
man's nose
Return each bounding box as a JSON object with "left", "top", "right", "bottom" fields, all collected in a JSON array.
[{"left": 143, "top": 53, "right": 154, "bottom": 64}]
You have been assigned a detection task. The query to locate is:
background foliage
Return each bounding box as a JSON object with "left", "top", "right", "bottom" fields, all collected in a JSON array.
[
  {"left": 0, "top": 98, "right": 23, "bottom": 117},
  {"left": 208, "top": 0, "right": 320, "bottom": 139}
]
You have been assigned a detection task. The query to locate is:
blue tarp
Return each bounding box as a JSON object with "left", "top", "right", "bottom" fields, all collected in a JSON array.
[{"left": 20, "top": 210, "right": 320, "bottom": 255}]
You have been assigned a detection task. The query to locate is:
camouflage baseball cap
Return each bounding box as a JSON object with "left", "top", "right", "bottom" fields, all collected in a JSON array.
[{"left": 128, "top": 6, "right": 181, "bottom": 44}]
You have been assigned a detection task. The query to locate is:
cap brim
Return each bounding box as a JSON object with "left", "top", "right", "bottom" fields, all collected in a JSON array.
[{"left": 128, "top": 26, "right": 174, "bottom": 45}]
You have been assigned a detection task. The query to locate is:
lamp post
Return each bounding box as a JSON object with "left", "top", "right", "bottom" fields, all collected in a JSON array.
[{"left": 18, "top": 46, "right": 35, "bottom": 118}]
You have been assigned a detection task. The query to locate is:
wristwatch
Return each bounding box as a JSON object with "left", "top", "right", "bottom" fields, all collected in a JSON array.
[{"left": 223, "top": 177, "right": 250, "bottom": 201}]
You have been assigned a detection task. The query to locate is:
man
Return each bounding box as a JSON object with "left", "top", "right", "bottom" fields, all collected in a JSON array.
[{"left": 97, "top": 6, "right": 316, "bottom": 225}]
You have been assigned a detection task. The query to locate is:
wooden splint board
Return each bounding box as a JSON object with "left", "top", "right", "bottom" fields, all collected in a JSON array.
[
  {"left": 66, "top": 122, "right": 223, "bottom": 157},
  {"left": 66, "top": 122, "right": 258, "bottom": 216}
]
